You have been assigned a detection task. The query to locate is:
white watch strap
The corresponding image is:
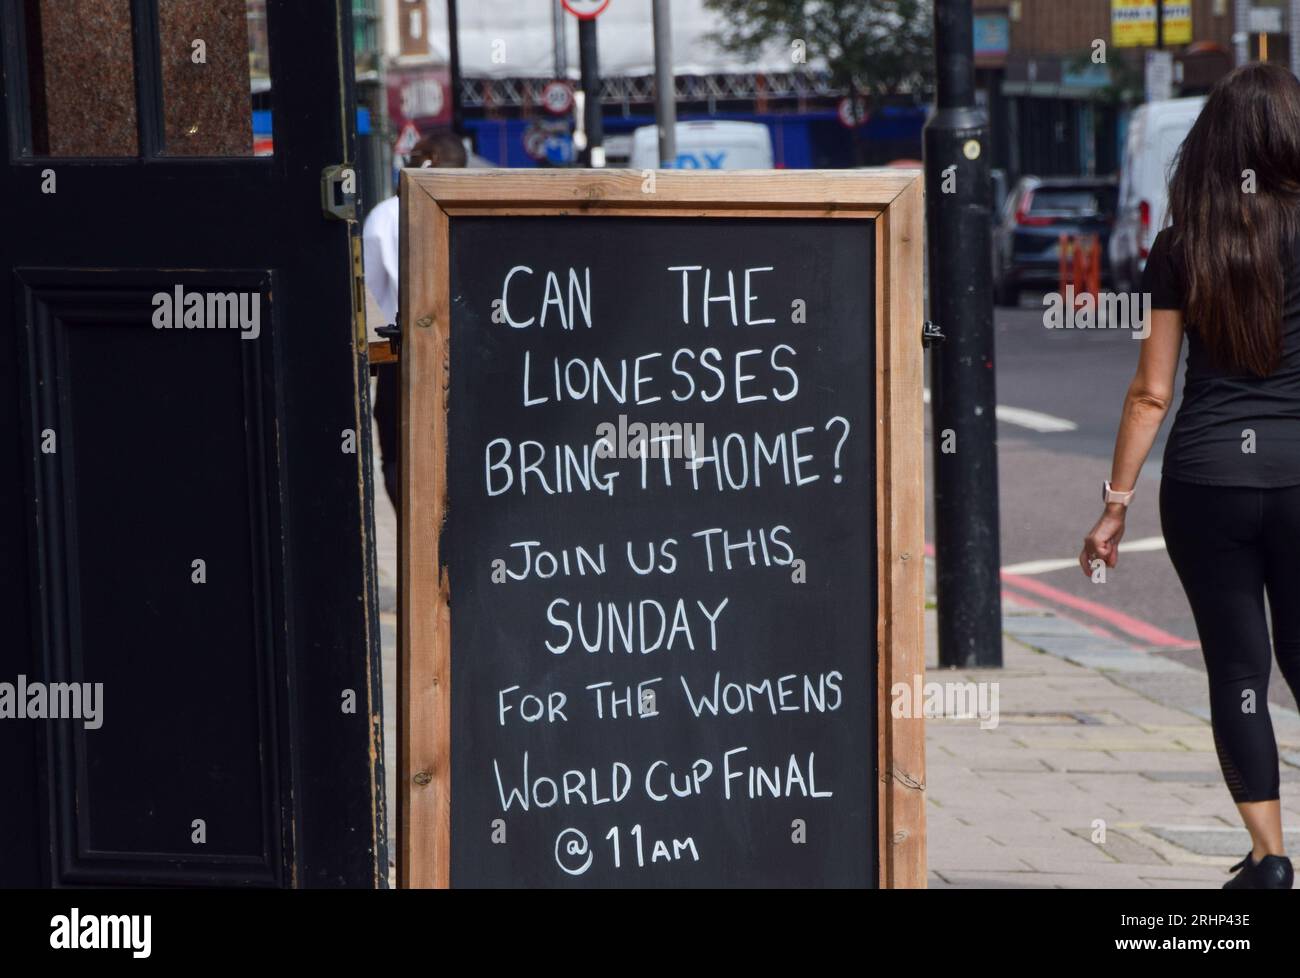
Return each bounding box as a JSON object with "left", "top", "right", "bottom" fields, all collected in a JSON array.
[{"left": 1103, "top": 480, "right": 1135, "bottom": 506}]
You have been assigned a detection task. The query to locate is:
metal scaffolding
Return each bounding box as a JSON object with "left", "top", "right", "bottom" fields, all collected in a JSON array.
[{"left": 457, "top": 70, "right": 845, "bottom": 111}]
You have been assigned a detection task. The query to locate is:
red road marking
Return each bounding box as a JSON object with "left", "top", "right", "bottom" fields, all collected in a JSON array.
[
  {"left": 1001, "top": 571, "right": 1199, "bottom": 650},
  {"left": 923, "top": 542, "right": 1199, "bottom": 651}
]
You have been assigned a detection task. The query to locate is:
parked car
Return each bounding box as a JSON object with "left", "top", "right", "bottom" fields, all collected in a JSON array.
[
  {"left": 629, "top": 120, "right": 774, "bottom": 170},
  {"left": 993, "top": 176, "right": 1118, "bottom": 306},
  {"left": 1110, "top": 96, "right": 1206, "bottom": 294}
]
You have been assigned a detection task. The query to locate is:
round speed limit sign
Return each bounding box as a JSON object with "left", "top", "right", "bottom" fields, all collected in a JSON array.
[
  {"left": 561, "top": 0, "right": 610, "bottom": 19},
  {"left": 541, "top": 80, "right": 575, "bottom": 116}
]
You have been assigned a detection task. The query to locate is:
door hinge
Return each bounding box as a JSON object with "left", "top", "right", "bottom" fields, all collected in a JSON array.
[{"left": 322, "top": 164, "right": 358, "bottom": 222}]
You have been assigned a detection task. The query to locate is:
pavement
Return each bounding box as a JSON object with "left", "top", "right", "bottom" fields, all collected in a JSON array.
[
  {"left": 926, "top": 582, "right": 1300, "bottom": 889},
  {"left": 369, "top": 395, "right": 1300, "bottom": 889}
]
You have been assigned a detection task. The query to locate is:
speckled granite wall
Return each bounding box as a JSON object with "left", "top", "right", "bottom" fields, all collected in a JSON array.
[
  {"left": 36, "top": 0, "right": 139, "bottom": 157},
  {"left": 158, "top": 0, "right": 254, "bottom": 156},
  {"left": 28, "top": 0, "right": 255, "bottom": 158}
]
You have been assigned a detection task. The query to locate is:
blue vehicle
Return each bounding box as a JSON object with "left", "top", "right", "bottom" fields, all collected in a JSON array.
[{"left": 993, "top": 176, "right": 1118, "bottom": 306}]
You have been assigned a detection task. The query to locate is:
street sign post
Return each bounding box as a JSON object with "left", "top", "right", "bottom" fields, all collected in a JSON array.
[
  {"left": 1145, "top": 50, "right": 1174, "bottom": 102},
  {"left": 926, "top": 0, "right": 1003, "bottom": 668}
]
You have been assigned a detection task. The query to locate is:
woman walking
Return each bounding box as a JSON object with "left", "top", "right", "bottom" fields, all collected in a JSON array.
[{"left": 1081, "top": 63, "right": 1300, "bottom": 889}]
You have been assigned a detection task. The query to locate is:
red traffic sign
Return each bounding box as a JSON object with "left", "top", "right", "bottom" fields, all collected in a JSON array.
[
  {"left": 523, "top": 122, "right": 566, "bottom": 162},
  {"left": 541, "top": 79, "right": 575, "bottom": 116},
  {"left": 394, "top": 122, "right": 421, "bottom": 156},
  {"left": 523, "top": 126, "right": 548, "bottom": 162},
  {"left": 837, "top": 96, "right": 869, "bottom": 129},
  {"left": 562, "top": 0, "right": 610, "bottom": 19}
]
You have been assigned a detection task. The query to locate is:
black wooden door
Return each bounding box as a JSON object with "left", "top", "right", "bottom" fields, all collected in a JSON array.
[{"left": 0, "top": 0, "right": 386, "bottom": 887}]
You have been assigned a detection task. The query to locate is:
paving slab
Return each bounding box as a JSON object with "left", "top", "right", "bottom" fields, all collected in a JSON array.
[{"left": 924, "top": 590, "right": 1300, "bottom": 889}]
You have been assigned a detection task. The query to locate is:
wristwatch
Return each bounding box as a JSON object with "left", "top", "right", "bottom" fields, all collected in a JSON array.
[{"left": 1103, "top": 480, "right": 1135, "bottom": 507}]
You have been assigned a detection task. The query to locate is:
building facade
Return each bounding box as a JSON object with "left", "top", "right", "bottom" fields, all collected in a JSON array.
[
  {"left": 976, "top": 0, "right": 1289, "bottom": 181},
  {"left": 376, "top": 0, "right": 930, "bottom": 170}
]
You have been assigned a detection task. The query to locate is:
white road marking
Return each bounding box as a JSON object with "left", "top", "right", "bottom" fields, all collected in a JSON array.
[
  {"left": 923, "top": 388, "right": 1078, "bottom": 433},
  {"left": 993, "top": 405, "right": 1079, "bottom": 433},
  {"left": 1002, "top": 536, "right": 1167, "bottom": 575}
]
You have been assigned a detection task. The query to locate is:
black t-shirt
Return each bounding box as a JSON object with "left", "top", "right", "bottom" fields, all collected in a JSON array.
[{"left": 1144, "top": 227, "right": 1300, "bottom": 488}]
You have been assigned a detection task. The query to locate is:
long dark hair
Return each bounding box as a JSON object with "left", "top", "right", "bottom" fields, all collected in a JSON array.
[{"left": 1168, "top": 63, "right": 1300, "bottom": 376}]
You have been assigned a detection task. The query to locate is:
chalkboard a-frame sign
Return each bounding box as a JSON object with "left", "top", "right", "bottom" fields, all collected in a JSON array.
[{"left": 398, "top": 169, "right": 926, "bottom": 888}]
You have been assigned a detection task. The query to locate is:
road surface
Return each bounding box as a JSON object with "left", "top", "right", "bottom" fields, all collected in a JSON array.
[{"left": 925, "top": 294, "right": 1299, "bottom": 712}]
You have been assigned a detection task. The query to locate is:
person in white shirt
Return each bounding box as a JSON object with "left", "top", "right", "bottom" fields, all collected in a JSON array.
[{"left": 364, "top": 130, "right": 467, "bottom": 509}]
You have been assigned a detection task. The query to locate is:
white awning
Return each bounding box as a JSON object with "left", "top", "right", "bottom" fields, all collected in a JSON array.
[{"left": 419, "top": 0, "right": 824, "bottom": 78}]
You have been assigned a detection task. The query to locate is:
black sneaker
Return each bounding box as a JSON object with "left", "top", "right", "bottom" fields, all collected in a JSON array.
[{"left": 1223, "top": 853, "right": 1294, "bottom": 889}]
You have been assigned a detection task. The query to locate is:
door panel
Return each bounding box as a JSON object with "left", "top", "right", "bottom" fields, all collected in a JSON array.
[
  {"left": 22, "top": 270, "right": 288, "bottom": 886},
  {"left": 0, "top": 0, "right": 385, "bottom": 887}
]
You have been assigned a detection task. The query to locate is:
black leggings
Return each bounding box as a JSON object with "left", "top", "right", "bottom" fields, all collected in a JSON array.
[{"left": 1160, "top": 477, "right": 1300, "bottom": 803}]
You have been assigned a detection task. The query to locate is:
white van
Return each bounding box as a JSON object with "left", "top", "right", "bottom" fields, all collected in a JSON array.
[
  {"left": 1110, "top": 96, "right": 1205, "bottom": 293},
  {"left": 629, "top": 120, "right": 774, "bottom": 170}
]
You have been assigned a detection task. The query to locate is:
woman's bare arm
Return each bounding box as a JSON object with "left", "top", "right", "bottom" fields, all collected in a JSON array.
[{"left": 1078, "top": 308, "right": 1184, "bottom": 575}]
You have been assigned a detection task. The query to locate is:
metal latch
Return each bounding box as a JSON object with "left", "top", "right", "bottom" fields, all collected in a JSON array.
[
  {"left": 922, "top": 320, "right": 946, "bottom": 348},
  {"left": 377, "top": 319, "right": 400, "bottom": 357},
  {"left": 350, "top": 230, "right": 367, "bottom": 345},
  {"left": 321, "top": 164, "right": 358, "bottom": 222}
]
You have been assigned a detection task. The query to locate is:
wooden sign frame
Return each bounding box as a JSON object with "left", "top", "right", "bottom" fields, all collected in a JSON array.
[{"left": 397, "top": 169, "right": 927, "bottom": 888}]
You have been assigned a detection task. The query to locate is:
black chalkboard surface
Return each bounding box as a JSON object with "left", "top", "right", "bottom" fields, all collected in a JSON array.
[{"left": 443, "top": 216, "right": 877, "bottom": 887}]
